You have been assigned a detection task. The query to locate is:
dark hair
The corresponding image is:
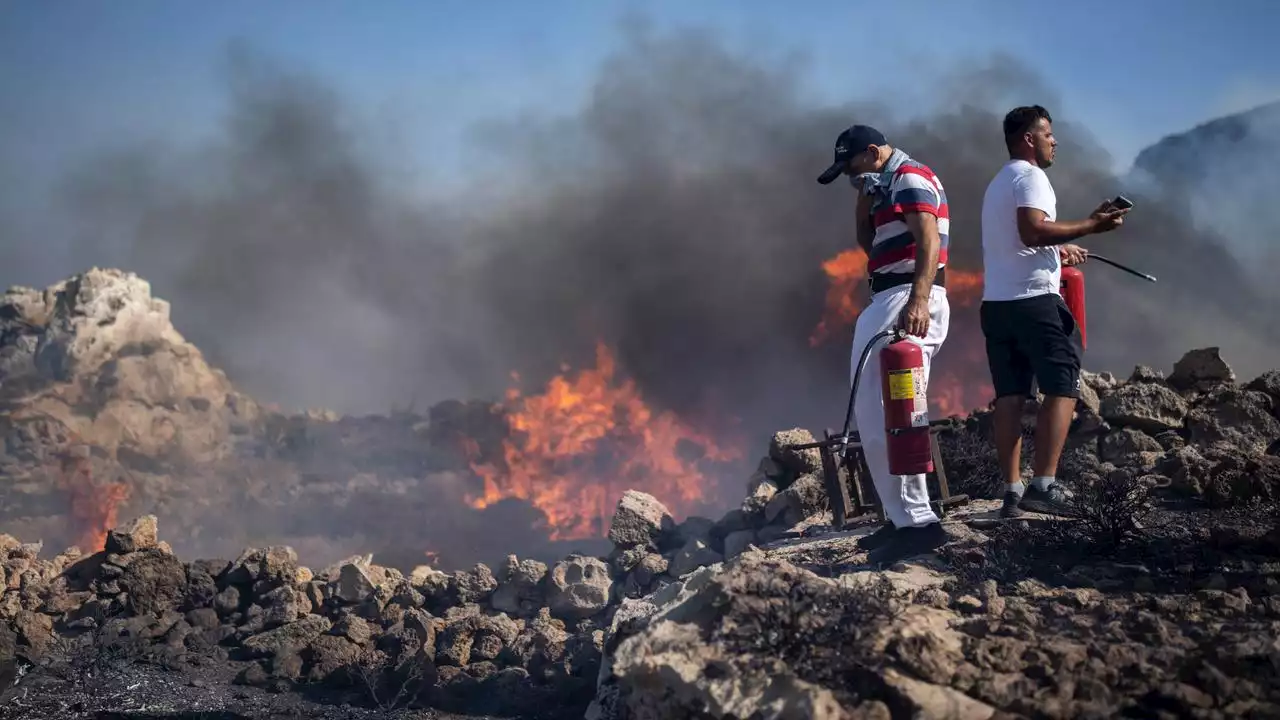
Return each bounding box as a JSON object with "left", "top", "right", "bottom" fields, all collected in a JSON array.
[{"left": 1003, "top": 105, "right": 1052, "bottom": 153}]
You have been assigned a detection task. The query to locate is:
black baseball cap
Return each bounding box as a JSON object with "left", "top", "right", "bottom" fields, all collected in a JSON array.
[{"left": 816, "top": 124, "right": 888, "bottom": 184}]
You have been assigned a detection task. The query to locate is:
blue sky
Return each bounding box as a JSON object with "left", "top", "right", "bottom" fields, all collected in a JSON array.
[{"left": 3, "top": 0, "right": 1279, "bottom": 200}]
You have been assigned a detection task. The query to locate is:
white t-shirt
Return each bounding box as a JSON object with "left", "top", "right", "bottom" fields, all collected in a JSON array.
[{"left": 980, "top": 159, "right": 1061, "bottom": 301}]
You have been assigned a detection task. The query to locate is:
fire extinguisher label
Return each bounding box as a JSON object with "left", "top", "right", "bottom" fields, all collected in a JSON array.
[
  {"left": 912, "top": 367, "right": 929, "bottom": 427},
  {"left": 887, "top": 370, "right": 915, "bottom": 400}
]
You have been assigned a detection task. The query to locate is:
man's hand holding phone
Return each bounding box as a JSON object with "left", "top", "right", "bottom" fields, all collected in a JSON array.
[{"left": 1089, "top": 195, "right": 1132, "bottom": 234}]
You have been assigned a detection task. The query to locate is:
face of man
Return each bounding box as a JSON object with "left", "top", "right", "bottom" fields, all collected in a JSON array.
[
  {"left": 1029, "top": 117, "right": 1057, "bottom": 168},
  {"left": 846, "top": 144, "right": 884, "bottom": 176}
]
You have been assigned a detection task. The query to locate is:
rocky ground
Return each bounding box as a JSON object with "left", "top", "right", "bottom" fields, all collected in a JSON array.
[{"left": 0, "top": 268, "right": 1278, "bottom": 718}]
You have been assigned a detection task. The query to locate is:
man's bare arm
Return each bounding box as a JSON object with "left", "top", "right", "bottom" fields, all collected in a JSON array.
[
  {"left": 903, "top": 211, "right": 941, "bottom": 298},
  {"left": 855, "top": 193, "right": 875, "bottom": 254},
  {"left": 1015, "top": 207, "right": 1099, "bottom": 247}
]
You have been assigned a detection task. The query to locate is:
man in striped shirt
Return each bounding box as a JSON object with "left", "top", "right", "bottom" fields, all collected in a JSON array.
[{"left": 817, "top": 124, "right": 952, "bottom": 565}]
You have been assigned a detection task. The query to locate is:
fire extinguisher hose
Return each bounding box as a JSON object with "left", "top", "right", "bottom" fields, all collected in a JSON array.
[
  {"left": 841, "top": 327, "right": 908, "bottom": 439},
  {"left": 1085, "top": 253, "right": 1158, "bottom": 283}
]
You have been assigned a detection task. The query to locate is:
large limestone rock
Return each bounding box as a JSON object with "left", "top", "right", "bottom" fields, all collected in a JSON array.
[{"left": 0, "top": 268, "right": 261, "bottom": 466}]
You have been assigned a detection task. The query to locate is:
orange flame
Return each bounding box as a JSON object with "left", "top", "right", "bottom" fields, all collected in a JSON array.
[
  {"left": 809, "top": 249, "right": 869, "bottom": 348},
  {"left": 467, "top": 341, "right": 740, "bottom": 540},
  {"left": 810, "top": 248, "right": 994, "bottom": 417},
  {"left": 59, "top": 454, "right": 130, "bottom": 552}
]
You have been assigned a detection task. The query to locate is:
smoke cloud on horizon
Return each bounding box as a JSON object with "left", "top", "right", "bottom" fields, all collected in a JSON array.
[{"left": 5, "top": 24, "right": 1280, "bottom": 514}]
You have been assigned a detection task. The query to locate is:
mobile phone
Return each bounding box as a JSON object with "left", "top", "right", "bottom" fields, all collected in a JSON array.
[{"left": 1111, "top": 195, "right": 1134, "bottom": 210}]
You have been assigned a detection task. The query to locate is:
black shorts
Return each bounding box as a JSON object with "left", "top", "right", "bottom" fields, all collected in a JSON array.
[{"left": 979, "top": 293, "right": 1083, "bottom": 399}]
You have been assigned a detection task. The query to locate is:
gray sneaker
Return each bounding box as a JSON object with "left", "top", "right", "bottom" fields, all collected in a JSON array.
[
  {"left": 1018, "top": 483, "right": 1076, "bottom": 517},
  {"left": 1000, "top": 491, "right": 1026, "bottom": 518}
]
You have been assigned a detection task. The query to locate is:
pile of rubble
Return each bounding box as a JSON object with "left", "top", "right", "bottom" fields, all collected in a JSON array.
[
  {"left": 587, "top": 348, "right": 1280, "bottom": 719},
  {"left": 1, "top": 342, "right": 1277, "bottom": 718},
  {"left": 0, "top": 514, "right": 609, "bottom": 716},
  {"left": 933, "top": 345, "right": 1280, "bottom": 509},
  {"left": 0, "top": 458, "right": 836, "bottom": 718}
]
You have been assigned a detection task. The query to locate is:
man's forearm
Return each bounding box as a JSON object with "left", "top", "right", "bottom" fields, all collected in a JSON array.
[
  {"left": 855, "top": 194, "right": 875, "bottom": 253},
  {"left": 1020, "top": 217, "right": 1098, "bottom": 247},
  {"left": 856, "top": 215, "right": 875, "bottom": 253}
]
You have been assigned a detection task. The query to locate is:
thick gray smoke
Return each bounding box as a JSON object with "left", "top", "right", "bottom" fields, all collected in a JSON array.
[
  {"left": 1130, "top": 100, "right": 1280, "bottom": 290},
  {"left": 4, "top": 26, "right": 1279, "bottom": 550},
  {"left": 52, "top": 51, "right": 495, "bottom": 415}
]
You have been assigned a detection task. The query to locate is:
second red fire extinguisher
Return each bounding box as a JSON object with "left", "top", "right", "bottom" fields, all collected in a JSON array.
[{"left": 1060, "top": 266, "right": 1087, "bottom": 350}]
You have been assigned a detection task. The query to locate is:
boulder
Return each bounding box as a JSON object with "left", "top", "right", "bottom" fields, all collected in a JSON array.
[
  {"left": 545, "top": 555, "right": 613, "bottom": 620},
  {"left": 452, "top": 563, "right": 499, "bottom": 605},
  {"left": 1203, "top": 454, "right": 1280, "bottom": 507},
  {"left": 623, "top": 553, "right": 669, "bottom": 597},
  {"left": 606, "top": 620, "right": 848, "bottom": 720},
  {"left": 330, "top": 563, "right": 377, "bottom": 605},
  {"left": 118, "top": 549, "right": 188, "bottom": 616},
  {"left": 1099, "top": 428, "right": 1163, "bottom": 465},
  {"left": 241, "top": 615, "right": 332, "bottom": 659},
  {"left": 0, "top": 268, "right": 260, "bottom": 469},
  {"left": 1158, "top": 447, "right": 1213, "bottom": 497},
  {"left": 1184, "top": 390, "right": 1280, "bottom": 452},
  {"left": 607, "top": 491, "right": 675, "bottom": 550},
  {"left": 1245, "top": 370, "right": 1280, "bottom": 412},
  {"left": 1073, "top": 376, "right": 1106, "bottom": 433},
  {"left": 225, "top": 546, "right": 299, "bottom": 587},
  {"left": 763, "top": 474, "right": 826, "bottom": 528},
  {"left": 1100, "top": 382, "right": 1188, "bottom": 433},
  {"left": 332, "top": 615, "right": 373, "bottom": 646},
  {"left": 1129, "top": 365, "right": 1166, "bottom": 384},
  {"left": 768, "top": 428, "right": 824, "bottom": 483},
  {"left": 1168, "top": 347, "right": 1236, "bottom": 390},
  {"left": 105, "top": 515, "right": 159, "bottom": 554},
  {"left": 490, "top": 555, "right": 548, "bottom": 617}
]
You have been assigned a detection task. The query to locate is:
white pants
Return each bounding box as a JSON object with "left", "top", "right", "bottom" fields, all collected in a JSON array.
[{"left": 849, "top": 284, "right": 950, "bottom": 529}]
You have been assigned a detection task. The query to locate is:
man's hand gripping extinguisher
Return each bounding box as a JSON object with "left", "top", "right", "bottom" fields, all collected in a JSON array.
[{"left": 840, "top": 327, "right": 934, "bottom": 476}]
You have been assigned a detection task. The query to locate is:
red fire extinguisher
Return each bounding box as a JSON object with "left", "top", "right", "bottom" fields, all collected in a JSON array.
[
  {"left": 1060, "top": 266, "right": 1087, "bottom": 350},
  {"left": 880, "top": 334, "right": 933, "bottom": 476}
]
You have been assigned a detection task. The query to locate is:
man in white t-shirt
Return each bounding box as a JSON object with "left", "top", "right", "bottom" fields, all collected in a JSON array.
[{"left": 979, "top": 105, "right": 1129, "bottom": 518}]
